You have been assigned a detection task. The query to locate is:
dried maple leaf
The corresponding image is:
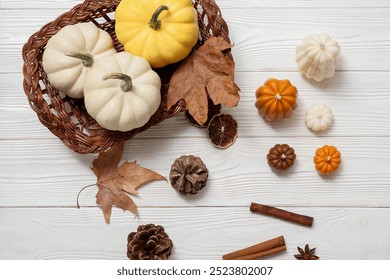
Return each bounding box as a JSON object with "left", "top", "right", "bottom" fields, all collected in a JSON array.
[
  {"left": 167, "top": 36, "right": 240, "bottom": 126},
  {"left": 91, "top": 141, "right": 166, "bottom": 224}
]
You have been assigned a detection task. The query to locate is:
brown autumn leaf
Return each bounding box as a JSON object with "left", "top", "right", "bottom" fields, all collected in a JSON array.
[
  {"left": 91, "top": 141, "right": 166, "bottom": 224},
  {"left": 167, "top": 36, "right": 240, "bottom": 126}
]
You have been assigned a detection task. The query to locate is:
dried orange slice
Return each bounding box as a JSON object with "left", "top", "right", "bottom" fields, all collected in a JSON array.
[{"left": 207, "top": 113, "right": 237, "bottom": 149}]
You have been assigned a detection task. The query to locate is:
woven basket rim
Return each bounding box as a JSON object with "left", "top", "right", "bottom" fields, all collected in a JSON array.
[{"left": 22, "top": 0, "right": 231, "bottom": 154}]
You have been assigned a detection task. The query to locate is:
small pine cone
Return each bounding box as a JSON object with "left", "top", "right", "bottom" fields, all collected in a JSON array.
[
  {"left": 169, "top": 155, "right": 209, "bottom": 195},
  {"left": 127, "top": 224, "right": 173, "bottom": 260}
]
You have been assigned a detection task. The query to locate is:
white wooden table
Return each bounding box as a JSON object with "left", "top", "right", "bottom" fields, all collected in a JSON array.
[{"left": 1, "top": 0, "right": 390, "bottom": 260}]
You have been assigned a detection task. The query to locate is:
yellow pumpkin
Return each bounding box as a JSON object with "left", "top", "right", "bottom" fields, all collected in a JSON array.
[{"left": 115, "top": 0, "right": 199, "bottom": 68}]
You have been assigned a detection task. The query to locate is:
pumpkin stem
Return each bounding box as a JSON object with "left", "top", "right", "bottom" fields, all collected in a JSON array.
[
  {"left": 65, "top": 52, "right": 94, "bottom": 67},
  {"left": 102, "top": 73, "right": 133, "bottom": 92},
  {"left": 148, "top": 5, "right": 169, "bottom": 30},
  {"left": 275, "top": 94, "right": 282, "bottom": 100}
]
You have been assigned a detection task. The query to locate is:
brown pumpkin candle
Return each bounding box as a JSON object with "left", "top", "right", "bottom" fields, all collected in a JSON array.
[{"left": 267, "top": 144, "right": 296, "bottom": 171}]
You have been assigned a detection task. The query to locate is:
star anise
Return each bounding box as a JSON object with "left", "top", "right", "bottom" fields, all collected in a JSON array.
[{"left": 294, "top": 244, "right": 319, "bottom": 260}]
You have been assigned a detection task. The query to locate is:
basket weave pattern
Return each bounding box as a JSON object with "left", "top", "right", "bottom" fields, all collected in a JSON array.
[{"left": 22, "top": 0, "right": 231, "bottom": 154}]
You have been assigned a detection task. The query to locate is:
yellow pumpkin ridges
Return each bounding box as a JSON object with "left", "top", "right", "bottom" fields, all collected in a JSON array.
[{"left": 115, "top": 0, "right": 199, "bottom": 68}]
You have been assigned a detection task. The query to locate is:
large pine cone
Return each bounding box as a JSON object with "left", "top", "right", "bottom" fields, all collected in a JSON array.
[
  {"left": 169, "top": 155, "right": 209, "bottom": 195},
  {"left": 127, "top": 224, "right": 173, "bottom": 260}
]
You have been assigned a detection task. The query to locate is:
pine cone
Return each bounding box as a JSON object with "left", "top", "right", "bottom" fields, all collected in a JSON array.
[
  {"left": 127, "top": 224, "right": 173, "bottom": 260},
  {"left": 169, "top": 155, "right": 209, "bottom": 195}
]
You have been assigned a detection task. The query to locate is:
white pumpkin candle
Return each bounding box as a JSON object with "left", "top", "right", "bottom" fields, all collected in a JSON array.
[
  {"left": 304, "top": 103, "right": 334, "bottom": 131},
  {"left": 296, "top": 34, "right": 341, "bottom": 82}
]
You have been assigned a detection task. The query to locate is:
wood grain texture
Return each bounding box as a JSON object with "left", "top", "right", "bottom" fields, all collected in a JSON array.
[
  {"left": 1, "top": 8, "right": 390, "bottom": 73},
  {"left": 1, "top": 137, "right": 389, "bottom": 208},
  {"left": 2, "top": 0, "right": 390, "bottom": 9},
  {"left": 228, "top": 8, "right": 390, "bottom": 72},
  {"left": 1, "top": 0, "right": 390, "bottom": 260},
  {"left": 1, "top": 71, "right": 390, "bottom": 139},
  {"left": 1, "top": 207, "right": 389, "bottom": 260}
]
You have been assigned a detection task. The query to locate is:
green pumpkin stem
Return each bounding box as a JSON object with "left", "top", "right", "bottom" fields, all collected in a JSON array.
[
  {"left": 102, "top": 73, "right": 133, "bottom": 92},
  {"left": 148, "top": 5, "right": 169, "bottom": 30},
  {"left": 65, "top": 52, "right": 94, "bottom": 67}
]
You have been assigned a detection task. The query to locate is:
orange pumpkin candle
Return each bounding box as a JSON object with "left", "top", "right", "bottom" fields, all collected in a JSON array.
[
  {"left": 255, "top": 78, "right": 298, "bottom": 121},
  {"left": 313, "top": 145, "right": 341, "bottom": 175}
]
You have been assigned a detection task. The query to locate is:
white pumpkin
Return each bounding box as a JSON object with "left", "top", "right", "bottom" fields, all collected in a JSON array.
[
  {"left": 304, "top": 103, "right": 334, "bottom": 131},
  {"left": 84, "top": 52, "right": 161, "bottom": 132},
  {"left": 296, "top": 34, "right": 341, "bottom": 82},
  {"left": 42, "top": 22, "right": 117, "bottom": 98}
]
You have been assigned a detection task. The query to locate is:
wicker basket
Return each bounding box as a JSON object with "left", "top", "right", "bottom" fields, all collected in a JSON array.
[{"left": 22, "top": 0, "right": 231, "bottom": 154}]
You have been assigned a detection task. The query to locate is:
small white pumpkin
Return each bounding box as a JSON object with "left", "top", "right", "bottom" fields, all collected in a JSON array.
[
  {"left": 84, "top": 52, "right": 161, "bottom": 132},
  {"left": 296, "top": 34, "right": 341, "bottom": 82},
  {"left": 304, "top": 103, "right": 334, "bottom": 131},
  {"left": 42, "top": 22, "right": 117, "bottom": 98}
]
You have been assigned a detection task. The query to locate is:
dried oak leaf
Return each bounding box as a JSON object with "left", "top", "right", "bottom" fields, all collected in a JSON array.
[
  {"left": 91, "top": 141, "right": 166, "bottom": 224},
  {"left": 167, "top": 36, "right": 240, "bottom": 126}
]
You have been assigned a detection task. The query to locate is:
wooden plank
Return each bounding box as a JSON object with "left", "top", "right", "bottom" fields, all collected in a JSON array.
[
  {"left": 0, "top": 207, "right": 389, "bottom": 259},
  {"left": 217, "top": 0, "right": 390, "bottom": 8},
  {"left": 2, "top": 8, "right": 390, "bottom": 73},
  {"left": 3, "top": 71, "right": 390, "bottom": 139},
  {"left": 2, "top": 0, "right": 390, "bottom": 9},
  {"left": 2, "top": 0, "right": 390, "bottom": 262},
  {"left": 1, "top": 137, "right": 389, "bottom": 207},
  {"left": 228, "top": 8, "right": 390, "bottom": 72}
]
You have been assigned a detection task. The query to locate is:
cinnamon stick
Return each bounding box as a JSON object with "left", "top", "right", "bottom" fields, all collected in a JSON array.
[
  {"left": 222, "top": 235, "right": 286, "bottom": 260},
  {"left": 250, "top": 202, "right": 313, "bottom": 227}
]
